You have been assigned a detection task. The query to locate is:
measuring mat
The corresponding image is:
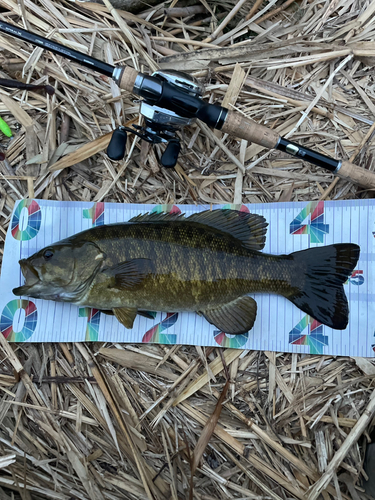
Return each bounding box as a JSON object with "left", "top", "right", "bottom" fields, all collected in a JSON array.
[{"left": 0, "top": 199, "right": 373, "bottom": 356}]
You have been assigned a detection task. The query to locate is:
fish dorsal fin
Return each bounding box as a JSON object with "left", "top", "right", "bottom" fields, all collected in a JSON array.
[
  {"left": 200, "top": 295, "right": 257, "bottom": 334},
  {"left": 187, "top": 210, "right": 268, "bottom": 251},
  {"left": 129, "top": 212, "right": 185, "bottom": 223},
  {"left": 129, "top": 209, "right": 268, "bottom": 250}
]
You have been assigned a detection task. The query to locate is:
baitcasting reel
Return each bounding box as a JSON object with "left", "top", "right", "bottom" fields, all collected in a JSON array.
[{"left": 107, "top": 70, "right": 204, "bottom": 168}]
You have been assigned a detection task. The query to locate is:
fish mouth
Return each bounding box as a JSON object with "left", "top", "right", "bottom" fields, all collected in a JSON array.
[{"left": 13, "top": 259, "right": 41, "bottom": 297}]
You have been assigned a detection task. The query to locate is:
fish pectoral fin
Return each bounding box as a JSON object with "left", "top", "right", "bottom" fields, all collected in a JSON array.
[
  {"left": 104, "top": 258, "right": 154, "bottom": 290},
  {"left": 113, "top": 307, "right": 138, "bottom": 329},
  {"left": 200, "top": 296, "right": 257, "bottom": 334}
]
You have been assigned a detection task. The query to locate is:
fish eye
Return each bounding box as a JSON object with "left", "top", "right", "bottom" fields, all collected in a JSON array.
[{"left": 43, "top": 249, "right": 54, "bottom": 261}]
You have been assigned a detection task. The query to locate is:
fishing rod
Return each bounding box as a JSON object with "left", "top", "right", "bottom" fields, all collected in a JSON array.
[{"left": 0, "top": 19, "right": 374, "bottom": 187}]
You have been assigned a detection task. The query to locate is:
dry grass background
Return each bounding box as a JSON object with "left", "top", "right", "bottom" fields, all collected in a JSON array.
[{"left": 0, "top": 0, "right": 375, "bottom": 498}]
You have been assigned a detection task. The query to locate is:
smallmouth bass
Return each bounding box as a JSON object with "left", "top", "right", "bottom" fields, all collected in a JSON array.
[{"left": 13, "top": 210, "right": 360, "bottom": 333}]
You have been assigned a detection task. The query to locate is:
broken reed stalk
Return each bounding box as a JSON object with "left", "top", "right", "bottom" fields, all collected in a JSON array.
[
  {"left": 189, "top": 380, "right": 230, "bottom": 499},
  {"left": 307, "top": 389, "right": 375, "bottom": 500}
]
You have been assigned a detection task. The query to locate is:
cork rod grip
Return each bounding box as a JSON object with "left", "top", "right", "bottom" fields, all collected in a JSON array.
[
  {"left": 117, "top": 67, "right": 140, "bottom": 93},
  {"left": 221, "top": 110, "right": 280, "bottom": 149},
  {"left": 337, "top": 161, "right": 375, "bottom": 189}
]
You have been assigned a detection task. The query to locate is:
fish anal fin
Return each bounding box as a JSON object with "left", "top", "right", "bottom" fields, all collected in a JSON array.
[
  {"left": 187, "top": 210, "right": 268, "bottom": 251},
  {"left": 200, "top": 296, "right": 257, "bottom": 334},
  {"left": 103, "top": 258, "right": 154, "bottom": 290},
  {"left": 113, "top": 307, "right": 138, "bottom": 329}
]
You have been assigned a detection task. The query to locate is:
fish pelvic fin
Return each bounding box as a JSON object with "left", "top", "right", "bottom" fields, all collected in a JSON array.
[
  {"left": 199, "top": 296, "right": 257, "bottom": 334},
  {"left": 287, "top": 243, "right": 360, "bottom": 330}
]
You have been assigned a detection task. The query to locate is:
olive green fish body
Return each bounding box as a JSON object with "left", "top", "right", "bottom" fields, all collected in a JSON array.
[
  {"left": 13, "top": 210, "right": 360, "bottom": 333},
  {"left": 74, "top": 221, "right": 295, "bottom": 311}
]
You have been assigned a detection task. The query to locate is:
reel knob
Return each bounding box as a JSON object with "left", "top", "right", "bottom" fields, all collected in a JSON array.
[
  {"left": 107, "top": 128, "right": 127, "bottom": 161},
  {"left": 161, "top": 140, "right": 181, "bottom": 168}
]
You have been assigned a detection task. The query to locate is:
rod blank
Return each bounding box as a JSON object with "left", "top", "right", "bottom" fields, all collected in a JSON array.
[{"left": 0, "top": 20, "right": 115, "bottom": 77}]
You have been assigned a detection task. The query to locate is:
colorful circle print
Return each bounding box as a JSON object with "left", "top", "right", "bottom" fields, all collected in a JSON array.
[
  {"left": 151, "top": 204, "right": 181, "bottom": 215},
  {"left": 222, "top": 204, "right": 250, "bottom": 213},
  {"left": 83, "top": 202, "right": 105, "bottom": 227},
  {"left": 214, "top": 330, "right": 249, "bottom": 348},
  {"left": 1, "top": 300, "right": 38, "bottom": 341},
  {"left": 11, "top": 199, "right": 41, "bottom": 241}
]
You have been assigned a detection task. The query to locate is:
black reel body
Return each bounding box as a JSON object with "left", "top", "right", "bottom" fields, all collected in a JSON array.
[{"left": 107, "top": 70, "right": 203, "bottom": 168}]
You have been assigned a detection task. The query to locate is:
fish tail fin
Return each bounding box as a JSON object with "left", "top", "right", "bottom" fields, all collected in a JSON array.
[{"left": 287, "top": 243, "right": 360, "bottom": 330}]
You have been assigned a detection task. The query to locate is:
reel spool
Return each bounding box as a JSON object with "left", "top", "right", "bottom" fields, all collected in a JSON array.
[{"left": 106, "top": 70, "right": 204, "bottom": 168}]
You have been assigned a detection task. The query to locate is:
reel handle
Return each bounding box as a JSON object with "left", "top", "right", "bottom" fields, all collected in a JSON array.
[
  {"left": 161, "top": 140, "right": 181, "bottom": 168},
  {"left": 106, "top": 128, "right": 127, "bottom": 161}
]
